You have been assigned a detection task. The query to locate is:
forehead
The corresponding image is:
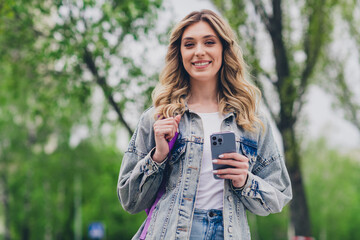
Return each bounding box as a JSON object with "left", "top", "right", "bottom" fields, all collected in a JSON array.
[{"left": 182, "top": 21, "right": 218, "bottom": 39}]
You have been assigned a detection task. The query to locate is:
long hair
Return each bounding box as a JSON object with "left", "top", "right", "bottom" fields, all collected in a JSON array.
[{"left": 152, "top": 9, "right": 263, "bottom": 132}]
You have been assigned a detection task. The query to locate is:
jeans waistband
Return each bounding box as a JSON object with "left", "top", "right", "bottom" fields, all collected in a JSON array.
[{"left": 193, "top": 208, "right": 223, "bottom": 221}]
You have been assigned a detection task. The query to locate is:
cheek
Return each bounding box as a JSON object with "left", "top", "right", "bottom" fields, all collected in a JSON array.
[
  {"left": 181, "top": 51, "right": 189, "bottom": 64},
  {"left": 180, "top": 47, "right": 186, "bottom": 60},
  {"left": 218, "top": 47, "right": 223, "bottom": 61},
  {"left": 216, "top": 48, "right": 223, "bottom": 67},
  {"left": 180, "top": 53, "right": 190, "bottom": 73},
  {"left": 213, "top": 50, "right": 222, "bottom": 64},
  {"left": 181, "top": 54, "right": 192, "bottom": 73}
]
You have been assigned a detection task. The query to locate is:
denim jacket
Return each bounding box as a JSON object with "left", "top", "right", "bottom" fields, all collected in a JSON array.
[{"left": 117, "top": 106, "right": 292, "bottom": 240}]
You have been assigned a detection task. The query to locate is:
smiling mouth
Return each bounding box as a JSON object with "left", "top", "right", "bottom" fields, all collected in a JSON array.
[{"left": 192, "top": 61, "right": 212, "bottom": 66}]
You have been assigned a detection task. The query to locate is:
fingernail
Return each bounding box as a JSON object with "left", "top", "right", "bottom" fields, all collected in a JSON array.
[
  {"left": 219, "top": 154, "right": 224, "bottom": 158},
  {"left": 212, "top": 160, "right": 218, "bottom": 163},
  {"left": 212, "top": 170, "right": 218, "bottom": 174}
]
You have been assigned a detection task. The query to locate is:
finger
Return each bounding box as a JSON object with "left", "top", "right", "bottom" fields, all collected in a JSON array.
[
  {"left": 165, "top": 116, "right": 180, "bottom": 127},
  {"left": 217, "top": 175, "right": 248, "bottom": 189},
  {"left": 154, "top": 120, "right": 177, "bottom": 130},
  {"left": 155, "top": 125, "right": 178, "bottom": 139},
  {"left": 155, "top": 118, "right": 174, "bottom": 126},
  {"left": 213, "top": 167, "right": 247, "bottom": 175},
  {"left": 167, "top": 122, "right": 179, "bottom": 138},
  {"left": 165, "top": 130, "right": 175, "bottom": 141},
  {"left": 219, "top": 153, "right": 248, "bottom": 162},
  {"left": 154, "top": 118, "right": 180, "bottom": 138},
  {"left": 154, "top": 127, "right": 174, "bottom": 137},
  {"left": 174, "top": 115, "right": 181, "bottom": 124},
  {"left": 215, "top": 172, "right": 248, "bottom": 181},
  {"left": 212, "top": 159, "right": 249, "bottom": 169},
  {"left": 155, "top": 118, "right": 179, "bottom": 129},
  {"left": 168, "top": 119, "right": 180, "bottom": 135},
  {"left": 174, "top": 115, "right": 181, "bottom": 133},
  {"left": 215, "top": 175, "right": 247, "bottom": 183}
]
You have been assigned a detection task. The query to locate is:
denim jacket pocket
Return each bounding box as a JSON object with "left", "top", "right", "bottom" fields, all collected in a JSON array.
[
  {"left": 169, "top": 136, "right": 187, "bottom": 165},
  {"left": 239, "top": 138, "right": 258, "bottom": 172},
  {"left": 165, "top": 138, "right": 187, "bottom": 191}
]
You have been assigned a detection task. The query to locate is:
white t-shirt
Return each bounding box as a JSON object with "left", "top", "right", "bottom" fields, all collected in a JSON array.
[{"left": 194, "top": 112, "right": 224, "bottom": 210}]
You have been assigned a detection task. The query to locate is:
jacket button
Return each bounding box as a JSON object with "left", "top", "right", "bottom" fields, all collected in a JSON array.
[
  {"left": 227, "top": 196, "right": 233, "bottom": 202},
  {"left": 228, "top": 226, "right": 233, "bottom": 233}
]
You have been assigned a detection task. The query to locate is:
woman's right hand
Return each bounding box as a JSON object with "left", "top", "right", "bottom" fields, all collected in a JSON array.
[{"left": 152, "top": 115, "right": 181, "bottom": 163}]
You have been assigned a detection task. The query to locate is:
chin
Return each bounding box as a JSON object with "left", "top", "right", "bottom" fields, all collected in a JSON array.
[{"left": 190, "top": 74, "right": 217, "bottom": 82}]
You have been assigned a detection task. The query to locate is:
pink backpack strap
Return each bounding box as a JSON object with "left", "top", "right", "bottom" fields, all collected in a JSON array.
[{"left": 140, "top": 132, "right": 178, "bottom": 240}]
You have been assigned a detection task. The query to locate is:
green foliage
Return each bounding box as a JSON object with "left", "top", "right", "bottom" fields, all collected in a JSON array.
[
  {"left": 79, "top": 143, "right": 146, "bottom": 239},
  {"left": 211, "top": 0, "right": 352, "bottom": 236},
  {"left": 303, "top": 139, "right": 360, "bottom": 240},
  {"left": 4, "top": 139, "right": 146, "bottom": 239},
  {"left": 248, "top": 207, "right": 289, "bottom": 240},
  {"left": 2, "top": 0, "right": 358, "bottom": 239},
  {"left": 0, "top": 0, "right": 163, "bottom": 239},
  {"left": 246, "top": 138, "right": 360, "bottom": 240},
  {"left": 317, "top": 1, "right": 360, "bottom": 132}
]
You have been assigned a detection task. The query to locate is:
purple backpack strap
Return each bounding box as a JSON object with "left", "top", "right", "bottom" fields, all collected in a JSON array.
[{"left": 140, "top": 132, "right": 178, "bottom": 240}]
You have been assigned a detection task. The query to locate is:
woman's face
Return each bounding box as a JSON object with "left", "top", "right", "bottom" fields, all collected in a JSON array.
[{"left": 180, "top": 21, "right": 223, "bottom": 84}]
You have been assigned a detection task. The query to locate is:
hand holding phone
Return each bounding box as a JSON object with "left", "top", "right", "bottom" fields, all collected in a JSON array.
[{"left": 210, "top": 132, "right": 250, "bottom": 187}]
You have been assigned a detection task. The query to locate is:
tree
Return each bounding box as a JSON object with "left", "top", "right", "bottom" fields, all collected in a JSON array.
[
  {"left": 321, "top": 0, "right": 360, "bottom": 133},
  {"left": 45, "top": 0, "right": 163, "bottom": 136},
  {"left": 212, "top": 0, "right": 337, "bottom": 236},
  {"left": 0, "top": 0, "right": 163, "bottom": 239}
]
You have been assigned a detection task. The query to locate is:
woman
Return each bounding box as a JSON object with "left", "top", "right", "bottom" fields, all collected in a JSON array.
[{"left": 117, "top": 9, "right": 292, "bottom": 240}]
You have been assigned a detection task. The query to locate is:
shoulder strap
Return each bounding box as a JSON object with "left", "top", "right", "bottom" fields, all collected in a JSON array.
[{"left": 140, "top": 132, "right": 178, "bottom": 240}]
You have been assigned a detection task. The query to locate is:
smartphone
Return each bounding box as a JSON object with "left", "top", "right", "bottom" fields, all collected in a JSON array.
[{"left": 210, "top": 131, "right": 236, "bottom": 179}]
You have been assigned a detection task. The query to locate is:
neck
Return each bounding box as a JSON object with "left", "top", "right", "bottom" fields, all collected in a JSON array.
[{"left": 187, "top": 79, "right": 219, "bottom": 113}]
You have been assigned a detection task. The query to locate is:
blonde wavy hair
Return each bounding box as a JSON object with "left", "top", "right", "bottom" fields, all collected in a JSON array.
[{"left": 152, "top": 9, "right": 263, "bottom": 132}]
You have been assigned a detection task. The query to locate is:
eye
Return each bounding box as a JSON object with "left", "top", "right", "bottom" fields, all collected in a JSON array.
[
  {"left": 184, "top": 42, "right": 194, "bottom": 47},
  {"left": 205, "top": 41, "right": 215, "bottom": 45}
]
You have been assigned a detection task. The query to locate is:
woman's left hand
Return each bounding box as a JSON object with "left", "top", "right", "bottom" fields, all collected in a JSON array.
[{"left": 212, "top": 153, "right": 249, "bottom": 188}]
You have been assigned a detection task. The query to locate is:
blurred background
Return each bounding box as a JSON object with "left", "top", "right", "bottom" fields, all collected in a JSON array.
[{"left": 0, "top": 0, "right": 359, "bottom": 239}]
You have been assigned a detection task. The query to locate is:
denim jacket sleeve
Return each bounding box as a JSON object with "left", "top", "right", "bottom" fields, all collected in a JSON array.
[
  {"left": 117, "top": 107, "right": 167, "bottom": 214},
  {"left": 232, "top": 115, "right": 292, "bottom": 216}
]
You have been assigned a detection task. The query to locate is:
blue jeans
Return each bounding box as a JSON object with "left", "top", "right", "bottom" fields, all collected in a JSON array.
[{"left": 189, "top": 209, "right": 224, "bottom": 240}]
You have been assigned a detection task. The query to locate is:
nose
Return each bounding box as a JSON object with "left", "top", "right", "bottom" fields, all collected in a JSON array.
[{"left": 195, "top": 43, "right": 205, "bottom": 56}]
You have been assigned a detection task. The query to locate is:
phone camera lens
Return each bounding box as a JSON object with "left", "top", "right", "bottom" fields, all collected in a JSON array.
[
  {"left": 212, "top": 136, "right": 217, "bottom": 140},
  {"left": 218, "top": 138, "right": 222, "bottom": 143},
  {"left": 213, "top": 142, "right": 217, "bottom": 146}
]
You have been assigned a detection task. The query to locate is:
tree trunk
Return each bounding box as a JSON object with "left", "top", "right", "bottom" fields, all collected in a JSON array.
[
  {"left": 281, "top": 126, "right": 312, "bottom": 236},
  {"left": 21, "top": 173, "right": 31, "bottom": 240},
  {"left": 74, "top": 176, "right": 82, "bottom": 240},
  {"left": 0, "top": 170, "right": 11, "bottom": 240}
]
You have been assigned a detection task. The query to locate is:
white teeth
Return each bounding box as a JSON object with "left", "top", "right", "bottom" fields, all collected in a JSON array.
[{"left": 194, "top": 62, "right": 210, "bottom": 66}]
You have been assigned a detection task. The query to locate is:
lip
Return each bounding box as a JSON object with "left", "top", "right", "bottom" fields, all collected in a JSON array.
[{"left": 191, "top": 60, "right": 212, "bottom": 69}]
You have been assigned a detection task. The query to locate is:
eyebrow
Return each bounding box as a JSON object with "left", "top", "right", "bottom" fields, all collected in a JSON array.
[{"left": 182, "top": 34, "right": 218, "bottom": 40}]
